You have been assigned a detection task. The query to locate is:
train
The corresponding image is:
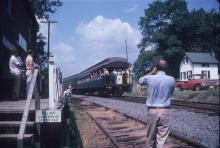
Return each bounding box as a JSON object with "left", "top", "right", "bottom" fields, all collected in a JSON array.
[{"left": 63, "top": 57, "right": 133, "bottom": 96}]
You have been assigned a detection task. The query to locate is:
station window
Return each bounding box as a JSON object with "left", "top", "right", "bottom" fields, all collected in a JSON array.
[{"left": 6, "top": 0, "right": 12, "bottom": 18}]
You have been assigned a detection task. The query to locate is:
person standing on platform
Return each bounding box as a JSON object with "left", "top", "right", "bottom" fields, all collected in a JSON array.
[
  {"left": 26, "top": 50, "right": 34, "bottom": 96},
  {"left": 9, "top": 49, "right": 22, "bottom": 100},
  {"left": 17, "top": 51, "right": 25, "bottom": 98},
  {"left": 138, "top": 59, "right": 175, "bottom": 148}
]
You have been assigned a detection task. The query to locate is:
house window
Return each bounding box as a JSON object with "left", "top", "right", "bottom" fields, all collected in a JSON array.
[
  {"left": 201, "top": 63, "right": 209, "bottom": 67},
  {"left": 188, "top": 71, "right": 192, "bottom": 79},
  {"left": 186, "top": 57, "right": 188, "bottom": 64},
  {"left": 183, "top": 72, "right": 186, "bottom": 80},
  {"left": 201, "top": 71, "right": 210, "bottom": 79}
]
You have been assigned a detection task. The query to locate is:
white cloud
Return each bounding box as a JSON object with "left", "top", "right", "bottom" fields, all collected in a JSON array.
[
  {"left": 52, "top": 16, "right": 142, "bottom": 77},
  {"left": 52, "top": 42, "right": 76, "bottom": 64},
  {"left": 75, "top": 15, "right": 141, "bottom": 63},
  {"left": 124, "top": 4, "right": 138, "bottom": 13}
]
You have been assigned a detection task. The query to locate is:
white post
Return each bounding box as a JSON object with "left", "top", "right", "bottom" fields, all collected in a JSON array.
[{"left": 49, "top": 58, "right": 55, "bottom": 109}]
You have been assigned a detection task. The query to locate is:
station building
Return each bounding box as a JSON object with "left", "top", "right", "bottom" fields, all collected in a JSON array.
[{"left": 0, "top": 0, "right": 39, "bottom": 98}]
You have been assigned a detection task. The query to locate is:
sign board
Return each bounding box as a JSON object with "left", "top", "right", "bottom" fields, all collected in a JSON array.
[
  {"left": 36, "top": 110, "right": 61, "bottom": 123},
  {"left": 116, "top": 76, "right": 122, "bottom": 84}
]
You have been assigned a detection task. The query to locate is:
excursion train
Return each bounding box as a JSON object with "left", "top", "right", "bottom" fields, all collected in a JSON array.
[{"left": 63, "top": 57, "right": 133, "bottom": 96}]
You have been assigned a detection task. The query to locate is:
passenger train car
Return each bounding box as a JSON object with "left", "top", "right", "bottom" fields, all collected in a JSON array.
[{"left": 63, "top": 57, "right": 133, "bottom": 96}]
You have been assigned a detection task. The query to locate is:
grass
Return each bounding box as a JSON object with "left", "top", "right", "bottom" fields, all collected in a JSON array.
[
  {"left": 173, "top": 88, "right": 219, "bottom": 104},
  {"left": 125, "top": 86, "right": 219, "bottom": 104},
  {"left": 69, "top": 104, "right": 112, "bottom": 148},
  {"left": 63, "top": 104, "right": 83, "bottom": 148}
]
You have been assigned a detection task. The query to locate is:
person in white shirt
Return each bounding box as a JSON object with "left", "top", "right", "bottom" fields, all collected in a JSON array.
[
  {"left": 66, "top": 86, "right": 72, "bottom": 97},
  {"left": 9, "top": 49, "right": 22, "bottom": 99},
  {"left": 26, "top": 50, "right": 34, "bottom": 96}
]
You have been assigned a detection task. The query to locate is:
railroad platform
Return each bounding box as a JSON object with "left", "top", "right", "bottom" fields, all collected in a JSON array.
[{"left": 0, "top": 99, "right": 49, "bottom": 112}]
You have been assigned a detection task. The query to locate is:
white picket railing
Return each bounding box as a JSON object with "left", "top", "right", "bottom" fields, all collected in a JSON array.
[{"left": 49, "top": 58, "right": 63, "bottom": 109}]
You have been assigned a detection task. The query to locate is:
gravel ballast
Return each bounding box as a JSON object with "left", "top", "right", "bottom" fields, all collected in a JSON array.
[{"left": 73, "top": 95, "right": 219, "bottom": 148}]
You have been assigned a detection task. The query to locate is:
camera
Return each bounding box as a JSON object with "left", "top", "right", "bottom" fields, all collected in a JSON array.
[{"left": 142, "top": 61, "right": 156, "bottom": 75}]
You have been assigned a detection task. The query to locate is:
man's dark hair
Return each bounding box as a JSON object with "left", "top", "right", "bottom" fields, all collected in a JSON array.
[{"left": 156, "top": 59, "right": 168, "bottom": 71}]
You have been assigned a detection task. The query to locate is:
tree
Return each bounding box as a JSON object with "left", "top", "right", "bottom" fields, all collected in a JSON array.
[
  {"left": 134, "top": 0, "right": 220, "bottom": 79},
  {"left": 30, "top": 0, "right": 63, "bottom": 69},
  {"left": 30, "top": 0, "right": 63, "bottom": 96},
  {"left": 30, "top": 0, "right": 63, "bottom": 19},
  {"left": 136, "top": 0, "right": 188, "bottom": 78}
]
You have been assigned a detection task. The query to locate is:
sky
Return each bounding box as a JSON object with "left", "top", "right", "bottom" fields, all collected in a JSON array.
[{"left": 38, "top": 0, "right": 219, "bottom": 78}]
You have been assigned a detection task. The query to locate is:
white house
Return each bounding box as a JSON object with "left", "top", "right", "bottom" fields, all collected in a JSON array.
[{"left": 179, "top": 52, "right": 219, "bottom": 81}]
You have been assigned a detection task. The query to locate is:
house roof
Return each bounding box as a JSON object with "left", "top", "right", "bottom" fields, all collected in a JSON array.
[{"left": 185, "top": 52, "right": 219, "bottom": 64}]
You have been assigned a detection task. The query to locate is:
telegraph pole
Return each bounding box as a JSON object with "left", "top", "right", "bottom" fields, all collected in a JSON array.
[
  {"left": 125, "top": 40, "right": 128, "bottom": 62},
  {"left": 41, "top": 20, "right": 57, "bottom": 62}
]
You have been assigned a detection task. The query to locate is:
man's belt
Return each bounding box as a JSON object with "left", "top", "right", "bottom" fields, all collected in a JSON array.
[{"left": 148, "top": 106, "right": 170, "bottom": 109}]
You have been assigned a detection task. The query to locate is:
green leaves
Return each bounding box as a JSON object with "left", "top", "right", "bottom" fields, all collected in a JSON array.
[
  {"left": 133, "top": 0, "right": 219, "bottom": 79},
  {"left": 30, "top": 0, "right": 63, "bottom": 19}
]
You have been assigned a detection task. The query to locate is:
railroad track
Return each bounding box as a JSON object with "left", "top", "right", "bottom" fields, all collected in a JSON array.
[
  {"left": 74, "top": 99, "right": 199, "bottom": 148},
  {"left": 110, "top": 96, "right": 220, "bottom": 115},
  {"left": 171, "top": 100, "right": 219, "bottom": 114}
]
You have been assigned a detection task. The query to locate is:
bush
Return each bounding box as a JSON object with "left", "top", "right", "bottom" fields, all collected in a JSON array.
[{"left": 173, "top": 88, "right": 219, "bottom": 104}]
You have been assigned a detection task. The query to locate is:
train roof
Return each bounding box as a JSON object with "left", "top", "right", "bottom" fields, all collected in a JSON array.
[
  {"left": 78, "top": 57, "right": 130, "bottom": 78},
  {"left": 63, "top": 74, "right": 78, "bottom": 83}
]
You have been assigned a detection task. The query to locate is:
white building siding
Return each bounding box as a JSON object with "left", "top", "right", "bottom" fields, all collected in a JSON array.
[
  {"left": 179, "top": 55, "right": 219, "bottom": 80},
  {"left": 193, "top": 64, "right": 219, "bottom": 79},
  {"left": 180, "top": 58, "right": 193, "bottom": 81}
]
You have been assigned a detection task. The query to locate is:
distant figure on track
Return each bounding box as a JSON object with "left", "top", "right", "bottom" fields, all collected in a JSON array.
[{"left": 138, "top": 59, "right": 175, "bottom": 148}]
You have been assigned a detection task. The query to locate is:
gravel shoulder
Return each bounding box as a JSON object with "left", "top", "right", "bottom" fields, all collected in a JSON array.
[{"left": 72, "top": 95, "right": 219, "bottom": 148}]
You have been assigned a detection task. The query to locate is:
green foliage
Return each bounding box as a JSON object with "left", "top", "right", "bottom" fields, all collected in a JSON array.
[
  {"left": 30, "top": 0, "right": 63, "bottom": 19},
  {"left": 134, "top": 0, "right": 220, "bottom": 79},
  {"left": 173, "top": 89, "right": 219, "bottom": 104},
  {"left": 132, "top": 50, "right": 158, "bottom": 79},
  {"left": 29, "top": 1, "right": 63, "bottom": 96},
  {"left": 36, "top": 33, "right": 47, "bottom": 70}
]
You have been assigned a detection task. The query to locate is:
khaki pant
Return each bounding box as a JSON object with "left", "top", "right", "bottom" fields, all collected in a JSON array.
[
  {"left": 146, "top": 108, "right": 171, "bottom": 148},
  {"left": 12, "top": 74, "right": 21, "bottom": 99}
]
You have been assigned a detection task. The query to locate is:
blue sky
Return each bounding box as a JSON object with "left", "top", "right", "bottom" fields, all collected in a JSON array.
[{"left": 38, "top": 0, "right": 219, "bottom": 77}]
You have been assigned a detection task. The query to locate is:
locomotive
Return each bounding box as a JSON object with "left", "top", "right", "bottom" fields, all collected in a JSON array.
[{"left": 63, "top": 57, "right": 133, "bottom": 96}]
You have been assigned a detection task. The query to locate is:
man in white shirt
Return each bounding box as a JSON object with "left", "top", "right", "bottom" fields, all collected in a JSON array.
[{"left": 9, "top": 50, "right": 22, "bottom": 99}]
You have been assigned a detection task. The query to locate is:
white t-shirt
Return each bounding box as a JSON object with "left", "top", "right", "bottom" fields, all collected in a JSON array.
[{"left": 9, "top": 55, "right": 21, "bottom": 75}]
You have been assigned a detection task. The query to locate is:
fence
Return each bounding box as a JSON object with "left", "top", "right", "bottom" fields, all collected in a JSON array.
[{"left": 49, "top": 58, "right": 63, "bottom": 109}]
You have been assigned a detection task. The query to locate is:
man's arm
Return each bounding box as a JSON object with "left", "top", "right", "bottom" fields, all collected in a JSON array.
[{"left": 139, "top": 67, "right": 157, "bottom": 85}]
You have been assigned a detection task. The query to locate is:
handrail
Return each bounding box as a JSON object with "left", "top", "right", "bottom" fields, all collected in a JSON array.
[{"left": 17, "top": 69, "right": 40, "bottom": 148}]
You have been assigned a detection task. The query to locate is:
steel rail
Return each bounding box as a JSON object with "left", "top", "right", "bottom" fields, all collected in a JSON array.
[{"left": 73, "top": 97, "right": 208, "bottom": 148}]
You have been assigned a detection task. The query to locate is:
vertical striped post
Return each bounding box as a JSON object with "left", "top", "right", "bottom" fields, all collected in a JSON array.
[{"left": 49, "top": 58, "right": 55, "bottom": 109}]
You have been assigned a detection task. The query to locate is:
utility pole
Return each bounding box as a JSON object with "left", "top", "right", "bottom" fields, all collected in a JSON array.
[
  {"left": 125, "top": 40, "right": 128, "bottom": 62},
  {"left": 41, "top": 20, "right": 57, "bottom": 62}
]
